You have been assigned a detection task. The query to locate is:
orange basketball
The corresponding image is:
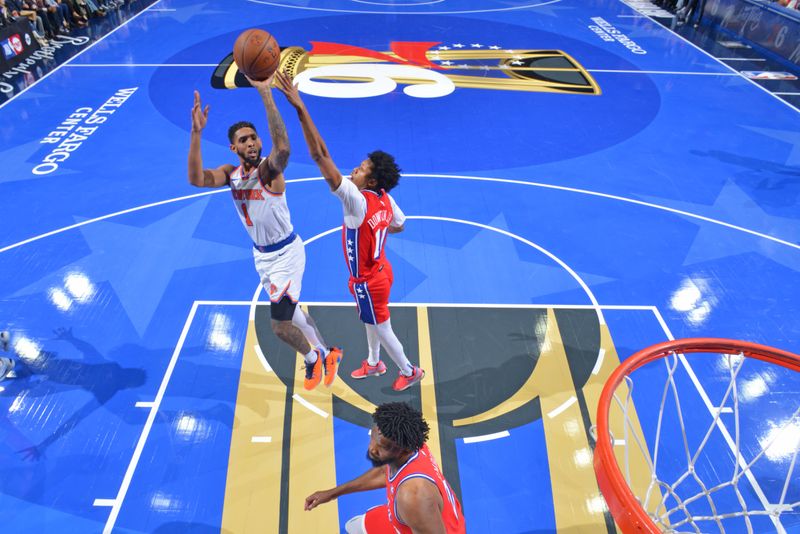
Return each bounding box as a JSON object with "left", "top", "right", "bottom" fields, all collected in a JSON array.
[{"left": 233, "top": 29, "right": 281, "bottom": 81}]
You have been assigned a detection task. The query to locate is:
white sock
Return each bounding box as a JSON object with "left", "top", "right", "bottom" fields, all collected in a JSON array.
[
  {"left": 292, "top": 306, "right": 326, "bottom": 351},
  {"left": 304, "top": 348, "right": 319, "bottom": 365},
  {"left": 364, "top": 324, "right": 381, "bottom": 366},
  {"left": 375, "top": 319, "right": 413, "bottom": 376}
]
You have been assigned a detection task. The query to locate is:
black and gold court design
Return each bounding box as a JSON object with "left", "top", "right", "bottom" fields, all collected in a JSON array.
[{"left": 222, "top": 304, "right": 653, "bottom": 533}]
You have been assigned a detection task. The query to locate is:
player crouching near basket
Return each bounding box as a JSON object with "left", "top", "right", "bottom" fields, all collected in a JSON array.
[
  {"left": 275, "top": 71, "right": 424, "bottom": 392},
  {"left": 188, "top": 73, "right": 342, "bottom": 391},
  {"left": 305, "top": 402, "right": 466, "bottom": 533}
]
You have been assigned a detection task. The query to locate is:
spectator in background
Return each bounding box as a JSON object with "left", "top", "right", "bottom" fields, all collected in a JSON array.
[
  {"left": 0, "top": 0, "right": 14, "bottom": 26},
  {"left": 7, "top": 0, "right": 49, "bottom": 43}
]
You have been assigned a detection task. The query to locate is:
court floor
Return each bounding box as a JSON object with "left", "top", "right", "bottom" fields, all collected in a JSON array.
[{"left": 1, "top": 0, "right": 799, "bottom": 532}]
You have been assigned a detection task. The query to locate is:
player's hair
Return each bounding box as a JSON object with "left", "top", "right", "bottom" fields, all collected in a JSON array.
[
  {"left": 367, "top": 150, "right": 401, "bottom": 193},
  {"left": 373, "top": 402, "right": 429, "bottom": 451},
  {"left": 228, "top": 121, "right": 257, "bottom": 143}
]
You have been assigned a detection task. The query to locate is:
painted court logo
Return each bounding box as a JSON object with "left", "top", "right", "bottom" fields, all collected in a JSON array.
[{"left": 211, "top": 40, "right": 601, "bottom": 98}]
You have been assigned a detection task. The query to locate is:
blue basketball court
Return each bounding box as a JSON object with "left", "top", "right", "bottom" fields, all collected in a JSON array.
[{"left": 1, "top": 0, "right": 799, "bottom": 532}]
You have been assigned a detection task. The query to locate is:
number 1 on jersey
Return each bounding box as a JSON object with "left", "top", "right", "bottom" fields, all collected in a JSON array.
[
  {"left": 374, "top": 227, "right": 388, "bottom": 259},
  {"left": 241, "top": 203, "right": 254, "bottom": 226}
]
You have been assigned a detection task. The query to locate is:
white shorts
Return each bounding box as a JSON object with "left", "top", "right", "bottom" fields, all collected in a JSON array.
[{"left": 253, "top": 235, "right": 306, "bottom": 303}]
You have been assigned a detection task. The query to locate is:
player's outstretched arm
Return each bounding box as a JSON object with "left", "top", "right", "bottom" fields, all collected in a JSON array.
[
  {"left": 248, "top": 74, "right": 289, "bottom": 191},
  {"left": 396, "top": 478, "right": 447, "bottom": 534},
  {"left": 304, "top": 467, "right": 385, "bottom": 511},
  {"left": 188, "top": 91, "right": 232, "bottom": 188},
  {"left": 274, "top": 71, "right": 344, "bottom": 192}
]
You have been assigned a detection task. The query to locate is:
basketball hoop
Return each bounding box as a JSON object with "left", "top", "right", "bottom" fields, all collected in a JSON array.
[{"left": 593, "top": 338, "right": 800, "bottom": 533}]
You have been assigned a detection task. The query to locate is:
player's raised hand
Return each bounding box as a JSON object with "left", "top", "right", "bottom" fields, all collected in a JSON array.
[
  {"left": 274, "top": 71, "right": 304, "bottom": 108},
  {"left": 304, "top": 489, "right": 335, "bottom": 511},
  {"left": 191, "top": 90, "right": 209, "bottom": 133},
  {"left": 245, "top": 71, "right": 276, "bottom": 93}
]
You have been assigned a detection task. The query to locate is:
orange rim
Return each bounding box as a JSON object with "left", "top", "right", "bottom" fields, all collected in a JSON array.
[{"left": 593, "top": 338, "right": 800, "bottom": 534}]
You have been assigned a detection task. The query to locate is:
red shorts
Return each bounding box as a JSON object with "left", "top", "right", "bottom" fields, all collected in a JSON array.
[
  {"left": 348, "top": 263, "right": 393, "bottom": 325},
  {"left": 363, "top": 504, "right": 395, "bottom": 533}
]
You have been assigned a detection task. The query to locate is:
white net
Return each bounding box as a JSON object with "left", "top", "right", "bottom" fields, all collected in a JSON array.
[{"left": 608, "top": 349, "right": 800, "bottom": 533}]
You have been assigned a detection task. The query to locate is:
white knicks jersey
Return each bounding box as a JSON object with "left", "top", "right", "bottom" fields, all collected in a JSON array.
[{"left": 228, "top": 161, "right": 293, "bottom": 246}]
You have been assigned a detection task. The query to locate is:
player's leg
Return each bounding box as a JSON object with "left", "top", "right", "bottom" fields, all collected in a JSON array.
[
  {"left": 270, "top": 297, "right": 328, "bottom": 391},
  {"left": 363, "top": 504, "right": 395, "bottom": 533},
  {"left": 345, "top": 504, "right": 395, "bottom": 534},
  {"left": 291, "top": 305, "right": 327, "bottom": 351},
  {"left": 285, "top": 237, "right": 328, "bottom": 351},
  {"left": 344, "top": 514, "right": 367, "bottom": 534},
  {"left": 351, "top": 322, "right": 387, "bottom": 379},
  {"left": 255, "top": 246, "right": 325, "bottom": 390},
  {"left": 275, "top": 238, "right": 343, "bottom": 387},
  {"left": 353, "top": 272, "right": 423, "bottom": 391},
  {"left": 374, "top": 318, "right": 424, "bottom": 391}
]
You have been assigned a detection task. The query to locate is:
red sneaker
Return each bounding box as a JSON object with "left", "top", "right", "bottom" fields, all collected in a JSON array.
[
  {"left": 351, "top": 359, "right": 387, "bottom": 379},
  {"left": 392, "top": 366, "right": 425, "bottom": 392},
  {"left": 323, "top": 347, "right": 343, "bottom": 387}
]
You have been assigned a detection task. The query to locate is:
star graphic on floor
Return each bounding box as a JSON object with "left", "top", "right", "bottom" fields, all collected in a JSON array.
[
  {"left": 387, "top": 214, "right": 613, "bottom": 303},
  {"left": 12, "top": 197, "right": 253, "bottom": 336}
]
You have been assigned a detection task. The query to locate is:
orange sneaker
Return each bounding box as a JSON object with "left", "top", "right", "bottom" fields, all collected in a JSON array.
[
  {"left": 392, "top": 366, "right": 425, "bottom": 392},
  {"left": 351, "top": 359, "right": 387, "bottom": 379},
  {"left": 323, "top": 347, "right": 343, "bottom": 387},
  {"left": 303, "top": 351, "right": 323, "bottom": 391}
]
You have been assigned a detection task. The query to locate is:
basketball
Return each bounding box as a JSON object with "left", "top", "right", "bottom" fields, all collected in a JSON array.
[{"left": 233, "top": 29, "right": 281, "bottom": 81}]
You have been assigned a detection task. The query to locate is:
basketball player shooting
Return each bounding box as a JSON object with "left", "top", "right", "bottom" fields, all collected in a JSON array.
[
  {"left": 275, "top": 71, "right": 424, "bottom": 392},
  {"left": 187, "top": 73, "right": 342, "bottom": 391}
]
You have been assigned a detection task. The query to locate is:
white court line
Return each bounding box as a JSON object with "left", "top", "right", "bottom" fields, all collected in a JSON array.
[
  {"left": 464, "top": 431, "right": 510, "bottom": 443},
  {"left": 650, "top": 306, "right": 785, "bottom": 532},
  {"left": 292, "top": 394, "right": 329, "bottom": 418},
  {"left": 0, "top": 189, "right": 225, "bottom": 254},
  {"left": 247, "top": 0, "right": 561, "bottom": 15},
  {"left": 406, "top": 215, "right": 606, "bottom": 325},
  {"left": 195, "top": 300, "right": 254, "bottom": 306},
  {"left": 181, "top": 300, "right": 661, "bottom": 311},
  {"left": 716, "top": 407, "right": 734, "bottom": 414},
  {"left": 618, "top": 0, "right": 799, "bottom": 113},
  {"left": 254, "top": 344, "right": 272, "bottom": 372},
  {"left": 547, "top": 396, "right": 577, "bottom": 419},
  {"left": 775, "top": 92, "right": 800, "bottom": 96},
  {"left": 717, "top": 58, "right": 766, "bottom": 61},
  {"left": 93, "top": 498, "right": 116, "bottom": 507},
  {"left": 401, "top": 175, "right": 800, "bottom": 252},
  {"left": 591, "top": 348, "right": 607, "bottom": 375},
  {"left": 251, "top": 436, "right": 272, "bottom": 443},
  {"left": 102, "top": 301, "right": 199, "bottom": 534},
  {"left": 134, "top": 401, "right": 154, "bottom": 408},
  {"left": 4, "top": 174, "right": 799, "bottom": 255},
  {"left": 588, "top": 69, "right": 738, "bottom": 76},
  {"left": 0, "top": 2, "right": 157, "bottom": 111}
]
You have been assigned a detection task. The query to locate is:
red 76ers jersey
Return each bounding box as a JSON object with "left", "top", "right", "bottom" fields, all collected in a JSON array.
[
  {"left": 385, "top": 444, "right": 466, "bottom": 533},
  {"left": 343, "top": 189, "right": 393, "bottom": 280}
]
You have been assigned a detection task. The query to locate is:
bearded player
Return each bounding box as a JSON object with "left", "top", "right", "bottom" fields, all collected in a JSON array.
[
  {"left": 305, "top": 402, "right": 466, "bottom": 533},
  {"left": 188, "top": 74, "right": 342, "bottom": 391}
]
